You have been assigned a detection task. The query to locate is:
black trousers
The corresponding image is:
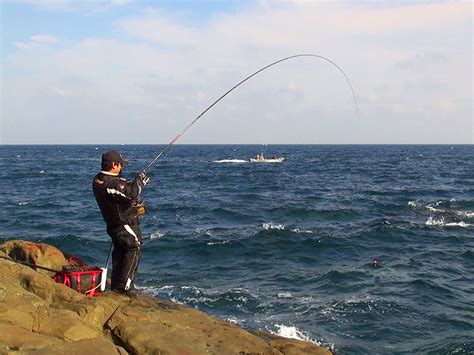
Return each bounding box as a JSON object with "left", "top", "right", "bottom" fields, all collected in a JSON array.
[{"left": 107, "top": 221, "right": 142, "bottom": 291}]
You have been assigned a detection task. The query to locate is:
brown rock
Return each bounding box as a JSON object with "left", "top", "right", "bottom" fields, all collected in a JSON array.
[
  {"left": 32, "top": 337, "right": 124, "bottom": 355},
  {"left": 251, "top": 330, "right": 332, "bottom": 355},
  {"left": 0, "top": 324, "right": 63, "bottom": 351},
  {"left": 37, "top": 307, "right": 102, "bottom": 342},
  {"left": 0, "top": 240, "right": 332, "bottom": 354},
  {"left": 0, "top": 240, "right": 68, "bottom": 275},
  {"left": 0, "top": 324, "right": 123, "bottom": 355},
  {"left": 106, "top": 298, "right": 282, "bottom": 354}
]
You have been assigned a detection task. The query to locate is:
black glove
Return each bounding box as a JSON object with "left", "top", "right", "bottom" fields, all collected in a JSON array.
[{"left": 137, "top": 172, "right": 150, "bottom": 186}]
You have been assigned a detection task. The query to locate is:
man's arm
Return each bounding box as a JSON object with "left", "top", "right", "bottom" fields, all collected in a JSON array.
[{"left": 106, "top": 173, "right": 149, "bottom": 202}]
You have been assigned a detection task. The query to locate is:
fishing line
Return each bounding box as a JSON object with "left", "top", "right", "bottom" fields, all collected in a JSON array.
[{"left": 142, "top": 53, "right": 359, "bottom": 173}]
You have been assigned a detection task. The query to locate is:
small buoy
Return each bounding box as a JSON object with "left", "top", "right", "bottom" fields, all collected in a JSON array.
[{"left": 372, "top": 259, "right": 380, "bottom": 267}]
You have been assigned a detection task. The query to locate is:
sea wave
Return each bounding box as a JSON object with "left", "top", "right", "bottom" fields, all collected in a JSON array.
[
  {"left": 407, "top": 200, "right": 421, "bottom": 208},
  {"left": 269, "top": 324, "right": 331, "bottom": 349},
  {"left": 262, "top": 223, "right": 313, "bottom": 234},
  {"left": 454, "top": 210, "right": 474, "bottom": 218},
  {"left": 139, "top": 284, "right": 263, "bottom": 313},
  {"left": 150, "top": 231, "right": 165, "bottom": 240},
  {"left": 409, "top": 200, "right": 474, "bottom": 225},
  {"left": 206, "top": 240, "right": 231, "bottom": 246},
  {"left": 213, "top": 159, "right": 248, "bottom": 163},
  {"left": 290, "top": 228, "right": 314, "bottom": 234},
  {"left": 223, "top": 316, "right": 246, "bottom": 326},
  {"left": 425, "top": 217, "right": 471, "bottom": 228},
  {"left": 262, "top": 223, "right": 285, "bottom": 231},
  {"left": 427, "top": 205, "right": 444, "bottom": 213}
]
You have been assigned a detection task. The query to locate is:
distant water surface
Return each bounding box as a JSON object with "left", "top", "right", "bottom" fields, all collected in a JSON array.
[{"left": 0, "top": 144, "right": 473, "bottom": 354}]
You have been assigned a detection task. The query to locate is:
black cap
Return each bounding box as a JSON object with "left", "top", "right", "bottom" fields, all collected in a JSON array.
[{"left": 101, "top": 151, "right": 128, "bottom": 165}]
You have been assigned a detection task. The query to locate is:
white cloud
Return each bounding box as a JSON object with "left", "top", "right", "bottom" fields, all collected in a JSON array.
[
  {"left": 118, "top": 2, "right": 471, "bottom": 45},
  {"left": 50, "top": 87, "right": 78, "bottom": 98},
  {"left": 110, "top": 0, "right": 131, "bottom": 5},
  {"left": 118, "top": 11, "right": 199, "bottom": 47},
  {"left": 13, "top": 33, "right": 59, "bottom": 49},
  {"left": 30, "top": 34, "right": 59, "bottom": 43},
  {"left": 12, "top": 41, "right": 37, "bottom": 50}
]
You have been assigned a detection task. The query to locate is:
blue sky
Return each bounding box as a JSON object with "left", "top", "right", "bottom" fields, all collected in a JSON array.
[{"left": 1, "top": 0, "right": 472, "bottom": 144}]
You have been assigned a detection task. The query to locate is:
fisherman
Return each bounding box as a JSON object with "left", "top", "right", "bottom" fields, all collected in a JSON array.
[{"left": 92, "top": 151, "right": 150, "bottom": 297}]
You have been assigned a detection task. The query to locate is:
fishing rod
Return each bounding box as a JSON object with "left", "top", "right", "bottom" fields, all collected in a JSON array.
[
  {"left": 142, "top": 53, "right": 359, "bottom": 173},
  {"left": 0, "top": 255, "right": 61, "bottom": 273}
]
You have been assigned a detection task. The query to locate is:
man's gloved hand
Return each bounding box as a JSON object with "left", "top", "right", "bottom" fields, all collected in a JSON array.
[{"left": 137, "top": 172, "right": 150, "bottom": 186}]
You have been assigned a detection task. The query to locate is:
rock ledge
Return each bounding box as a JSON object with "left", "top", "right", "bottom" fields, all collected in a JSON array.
[{"left": 0, "top": 240, "right": 331, "bottom": 354}]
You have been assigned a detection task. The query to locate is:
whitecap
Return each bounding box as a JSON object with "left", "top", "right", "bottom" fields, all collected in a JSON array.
[
  {"left": 444, "top": 221, "right": 471, "bottom": 227},
  {"left": 213, "top": 159, "right": 247, "bottom": 163},
  {"left": 277, "top": 292, "right": 293, "bottom": 299},
  {"left": 407, "top": 201, "right": 419, "bottom": 208},
  {"left": 224, "top": 317, "right": 243, "bottom": 325},
  {"left": 271, "top": 324, "right": 322, "bottom": 346},
  {"left": 170, "top": 297, "right": 184, "bottom": 305},
  {"left": 426, "top": 216, "right": 471, "bottom": 227},
  {"left": 150, "top": 231, "right": 165, "bottom": 240},
  {"left": 39, "top": 170, "right": 45, "bottom": 174},
  {"left": 421, "top": 199, "right": 474, "bottom": 218},
  {"left": 454, "top": 210, "right": 474, "bottom": 218},
  {"left": 426, "top": 216, "right": 445, "bottom": 226},
  {"left": 206, "top": 240, "right": 231, "bottom": 246},
  {"left": 263, "top": 223, "right": 285, "bottom": 230},
  {"left": 291, "top": 228, "right": 313, "bottom": 234},
  {"left": 426, "top": 203, "right": 445, "bottom": 213}
]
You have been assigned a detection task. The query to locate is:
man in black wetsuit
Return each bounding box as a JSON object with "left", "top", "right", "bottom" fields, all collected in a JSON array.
[{"left": 92, "top": 151, "right": 149, "bottom": 296}]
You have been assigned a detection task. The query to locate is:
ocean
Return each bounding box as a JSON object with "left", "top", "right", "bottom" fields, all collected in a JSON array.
[{"left": 1, "top": 144, "right": 473, "bottom": 354}]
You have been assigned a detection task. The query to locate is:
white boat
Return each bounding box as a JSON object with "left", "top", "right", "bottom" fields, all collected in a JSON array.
[{"left": 249, "top": 154, "right": 285, "bottom": 163}]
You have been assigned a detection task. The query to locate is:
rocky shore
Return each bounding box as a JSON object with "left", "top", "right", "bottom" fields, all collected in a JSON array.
[{"left": 0, "top": 240, "right": 330, "bottom": 354}]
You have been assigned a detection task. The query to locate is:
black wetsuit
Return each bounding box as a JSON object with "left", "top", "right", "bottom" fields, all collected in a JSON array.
[{"left": 92, "top": 171, "right": 145, "bottom": 291}]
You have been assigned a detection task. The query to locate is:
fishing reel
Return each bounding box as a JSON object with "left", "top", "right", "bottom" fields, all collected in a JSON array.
[
  {"left": 132, "top": 198, "right": 146, "bottom": 217},
  {"left": 126, "top": 198, "right": 146, "bottom": 218}
]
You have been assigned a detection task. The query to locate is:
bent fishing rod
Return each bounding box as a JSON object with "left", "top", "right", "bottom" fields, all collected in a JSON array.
[{"left": 142, "top": 53, "right": 359, "bottom": 174}]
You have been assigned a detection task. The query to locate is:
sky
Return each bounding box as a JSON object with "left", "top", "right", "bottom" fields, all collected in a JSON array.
[{"left": 0, "top": 0, "right": 472, "bottom": 144}]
